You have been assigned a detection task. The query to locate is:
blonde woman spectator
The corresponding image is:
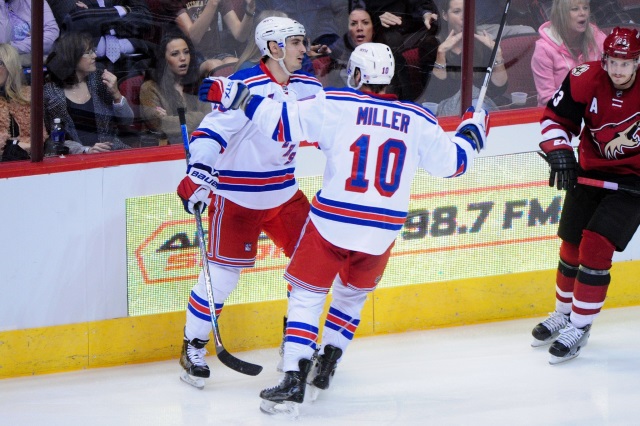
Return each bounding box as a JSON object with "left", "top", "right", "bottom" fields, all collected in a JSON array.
[
  {"left": 531, "top": 0, "right": 607, "bottom": 106},
  {"left": 0, "top": 44, "right": 36, "bottom": 160}
]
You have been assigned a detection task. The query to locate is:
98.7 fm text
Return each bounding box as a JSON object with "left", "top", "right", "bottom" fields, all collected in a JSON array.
[{"left": 401, "top": 196, "right": 562, "bottom": 240}]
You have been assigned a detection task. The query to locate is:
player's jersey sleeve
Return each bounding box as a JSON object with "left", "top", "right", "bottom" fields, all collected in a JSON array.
[
  {"left": 244, "top": 91, "right": 325, "bottom": 147},
  {"left": 187, "top": 106, "right": 250, "bottom": 169},
  {"left": 540, "top": 64, "right": 591, "bottom": 142}
]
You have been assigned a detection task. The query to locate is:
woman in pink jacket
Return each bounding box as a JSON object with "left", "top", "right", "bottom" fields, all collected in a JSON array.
[{"left": 531, "top": 0, "right": 606, "bottom": 106}]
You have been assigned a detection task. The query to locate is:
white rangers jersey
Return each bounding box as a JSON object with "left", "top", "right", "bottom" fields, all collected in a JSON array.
[
  {"left": 243, "top": 88, "right": 478, "bottom": 254},
  {"left": 188, "top": 61, "right": 322, "bottom": 209}
]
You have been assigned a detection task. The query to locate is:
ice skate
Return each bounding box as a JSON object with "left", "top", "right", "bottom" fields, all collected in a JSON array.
[
  {"left": 548, "top": 322, "right": 591, "bottom": 365},
  {"left": 259, "top": 358, "right": 312, "bottom": 417},
  {"left": 307, "top": 345, "right": 342, "bottom": 402},
  {"left": 531, "top": 311, "right": 569, "bottom": 347},
  {"left": 179, "top": 335, "right": 210, "bottom": 389}
]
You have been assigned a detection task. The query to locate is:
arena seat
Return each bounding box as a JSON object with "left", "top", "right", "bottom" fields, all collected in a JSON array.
[
  {"left": 500, "top": 33, "right": 540, "bottom": 98},
  {"left": 118, "top": 74, "right": 147, "bottom": 146}
]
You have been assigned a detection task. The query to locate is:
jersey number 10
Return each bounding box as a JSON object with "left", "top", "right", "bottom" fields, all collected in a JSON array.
[{"left": 345, "top": 135, "right": 407, "bottom": 197}]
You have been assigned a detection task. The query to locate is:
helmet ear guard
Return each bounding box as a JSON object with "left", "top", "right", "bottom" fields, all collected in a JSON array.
[
  {"left": 346, "top": 42, "right": 395, "bottom": 90},
  {"left": 601, "top": 26, "right": 640, "bottom": 69}
]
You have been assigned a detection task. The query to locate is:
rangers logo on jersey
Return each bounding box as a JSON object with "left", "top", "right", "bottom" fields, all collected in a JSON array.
[
  {"left": 572, "top": 64, "right": 590, "bottom": 76},
  {"left": 591, "top": 113, "right": 640, "bottom": 159}
]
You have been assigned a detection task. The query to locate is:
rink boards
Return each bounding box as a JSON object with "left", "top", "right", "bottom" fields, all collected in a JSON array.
[{"left": 3, "top": 109, "right": 640, "bottom": 378}]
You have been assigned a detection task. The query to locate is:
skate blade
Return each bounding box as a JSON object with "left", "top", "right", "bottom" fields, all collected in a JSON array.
[
  {"left": 548, "top": 352, "right": 580, "bottom": 365},
  {"left": 260, "top": 399, "right": 300, "bottom": 418},
  {"left": 307, "top": 385, "right": 321, "bottom": 403},
  {"left": 180, "top": 370, "right": 205, "bottom": 389},
  {"left": 531, "top": 337, "right": 555, "bottom": 348}
]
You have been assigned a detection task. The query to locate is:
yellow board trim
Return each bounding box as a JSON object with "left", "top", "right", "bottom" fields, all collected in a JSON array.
[{"left": 3, "top": 262, "right": 640, "bottom": 379}]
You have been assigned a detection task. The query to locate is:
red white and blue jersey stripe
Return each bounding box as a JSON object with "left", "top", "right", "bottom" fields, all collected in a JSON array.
[
  {"left": 188, "top": 61, "right": 322, "bottom": 209},
  {"left": 243, "top": 87, "right": 478, "bottom": 254}
]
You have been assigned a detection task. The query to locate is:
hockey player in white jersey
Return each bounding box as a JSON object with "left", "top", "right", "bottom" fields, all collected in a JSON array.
[
  {"left": 175, "top": 16, "right": 323, "bottom": 389},
  {"left": 201, "top": 42, "right": 489, "bottom": 415}
]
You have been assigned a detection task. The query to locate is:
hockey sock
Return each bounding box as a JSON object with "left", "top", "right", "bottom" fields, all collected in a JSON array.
[
  {"left": 571, "top": 230, "right": 614, "bottom": 328},
  {"left": 185, "top": 264, "right": 241, "bottom": 341},
  {"left": 282, "top": 285, "right": 326, "bottom": 372},
  {"left": 320, "top": 278, "right": 367, "bottom": 355},
  {"left": 555, "top": 241, "right": 579, "bottom": 315}
]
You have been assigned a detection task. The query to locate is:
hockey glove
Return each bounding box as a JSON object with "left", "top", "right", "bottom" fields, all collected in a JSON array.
[
  {"left": 199, "top": 77, "right": 250, "bottom": 110},
  {"left": 456, "top": 106, "right": 490, "bottom": 153},
  {"left": 538, "top": 138, "right": 577, "bottom": 190},
  {"left": 177, "top": 163, "right": 219, "bottom": 214}
]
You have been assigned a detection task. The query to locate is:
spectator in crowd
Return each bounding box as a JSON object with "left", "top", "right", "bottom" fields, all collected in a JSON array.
[
  {"left": 0, "top": 44, "right": 36, "bottom": 161},
  {"left": 476, "top": 0, "right": 536, "bottom": 39},
  {"left": 417, "top": 0, "right": 507, "bottom": 115},
  {"left": 528, "top": 0, "right": 635, "bottom": 29},
  {"left": 176, "top": 0, "right": 257, "bottom": 77},
  {"left": 60, "top": 0, "right": 154, "bottom": 77},
  {"left": 219, "top": 0, "right": 268, "bottom": 59},
  {"left": 233, "top": 9, "right": 288, "bottom": 72},
  {"left": 322, "top": 7, "right": 376, "bottom": 86},
  {"left": 362, "top": 0, "right": 440, "bottom": 100},
  {"left": 531, "top": 0, "right": 606, "bottom": 106},
  {"left": 44, "top": 32, "right": 133, "bottom": 154},
  {"left": 0, "top": 0, "right": 60, "bottom": 66},
  {"left": 139, "top": 32, "right": 211, "bottom": 145}
]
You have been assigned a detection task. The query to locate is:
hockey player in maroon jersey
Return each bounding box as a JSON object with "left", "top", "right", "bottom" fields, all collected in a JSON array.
[{"left": 532, "top": 27, "right": 640, "bottom": 364}]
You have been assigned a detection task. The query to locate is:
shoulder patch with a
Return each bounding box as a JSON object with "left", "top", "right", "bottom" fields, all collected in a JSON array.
[{"left": 572, "top": 64, "right": 590, "bottom": 76}]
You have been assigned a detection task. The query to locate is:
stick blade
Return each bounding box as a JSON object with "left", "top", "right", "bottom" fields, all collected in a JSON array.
[{"left": 217, "top": 348, "right": 263, "bottom": 376}]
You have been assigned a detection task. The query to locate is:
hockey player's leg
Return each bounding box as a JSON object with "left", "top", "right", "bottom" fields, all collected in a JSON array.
[
  {"left": 532, "top": 241, "right": 577, "bottom": 347},
  {"left": 309, "top": 278, "right": 366, "bottom": 399},
  {"left": 260, "top": 285, "right": 325, "bottom": 416},
  {"left": 180, "top": 264, "right": 240, "bottom": 388},
  {"left": 276, "top": 284, "right": 292, "bottom": 372},
  {"left": 549, "top": 230, "right": 612, "bottom": 364}
]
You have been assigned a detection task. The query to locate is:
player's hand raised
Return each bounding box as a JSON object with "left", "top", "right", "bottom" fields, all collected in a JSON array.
[
  {"left": 199, "top": 77, "right": 250, "bottom": 110},
  {"left": 456, "top": 106, "right": 490, "bottom": 153}
]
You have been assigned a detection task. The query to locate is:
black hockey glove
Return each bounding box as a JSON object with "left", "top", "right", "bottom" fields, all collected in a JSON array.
[{"left": 538, "top": 138, "right": 577, "bottom": 191}]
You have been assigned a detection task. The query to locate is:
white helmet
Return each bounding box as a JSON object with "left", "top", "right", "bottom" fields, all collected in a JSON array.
[
  {"left": 347, "top": 42, "right": 395, "bottom": 90},
  {"left": 255, "top": 17, "right": 306, "bottom": 59}
]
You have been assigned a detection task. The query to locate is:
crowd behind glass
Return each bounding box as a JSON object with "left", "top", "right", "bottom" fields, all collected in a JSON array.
[{"left": 0, "top": 0, "right": 637, "bottom": 161}]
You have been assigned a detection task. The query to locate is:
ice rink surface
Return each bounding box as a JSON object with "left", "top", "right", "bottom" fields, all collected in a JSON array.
[{"left": 2, "top": 306, "right": 640, "bottom": 425}]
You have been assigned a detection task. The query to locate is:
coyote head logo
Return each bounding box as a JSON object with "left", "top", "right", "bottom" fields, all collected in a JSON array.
[{"left": 592, "top": 114, "right": 640, "bottom": 159}]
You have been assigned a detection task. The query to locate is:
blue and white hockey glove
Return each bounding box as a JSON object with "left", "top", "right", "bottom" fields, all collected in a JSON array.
[
  {"left": 538, "top": 138, "right": 577, "bottom": 190},
  {"left": 177, "top": 163, "right": 219, "bottom": 214},
  {"left": 199, "top": 77, "right": 251, "bottom": 110},
  {"left": 456, "top": 106, "right": 490, "bottom": 153}
]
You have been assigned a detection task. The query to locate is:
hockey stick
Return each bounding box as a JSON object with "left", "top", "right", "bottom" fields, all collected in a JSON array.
[
  {"left": 177, "top": 108, "right": 263, "bottom": 376},
  {"left": 578, "top": 177, "right": 640, "bottom": 196},
  {"left": 475, "top": 0, "right": 511, "bottom": 111}
]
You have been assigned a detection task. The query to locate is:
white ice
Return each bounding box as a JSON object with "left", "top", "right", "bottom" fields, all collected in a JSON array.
[{"left": 2, "top": 306, "right": 640, "bottom": 425}]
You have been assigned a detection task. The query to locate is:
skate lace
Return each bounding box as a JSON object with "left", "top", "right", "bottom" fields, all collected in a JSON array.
[
  {"left": 555, "top": 323, "right": 584, "bottom": 347},
  {"left": 542, "top": 311, "right": 568, "bottom": 333},
  {"left": 187, "top": 344, "right": 208, "bottom": 367}
]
